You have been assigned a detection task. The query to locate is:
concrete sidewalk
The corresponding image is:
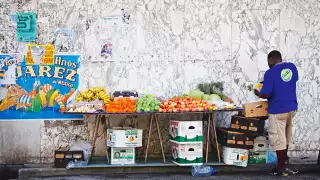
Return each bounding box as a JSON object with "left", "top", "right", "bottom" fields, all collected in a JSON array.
[
  {"left": 12, "top": 156, "right": 320, "bottom": 179},
  {"left": 18, "top": 164, "right": 320, "bottom": 179}
]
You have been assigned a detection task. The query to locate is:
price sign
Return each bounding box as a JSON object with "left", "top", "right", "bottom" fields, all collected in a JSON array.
[{"left": 26, "top": 44, "right": 55, "bottom": 65}]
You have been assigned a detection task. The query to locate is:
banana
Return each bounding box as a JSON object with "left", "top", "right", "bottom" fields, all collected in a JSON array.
[{"left": 75, "top": 87, "right": 111, "bottom": 106}]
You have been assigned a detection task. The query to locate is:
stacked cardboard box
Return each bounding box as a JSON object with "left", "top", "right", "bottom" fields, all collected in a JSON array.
[
  {"left": 249, "top": 136, "right": 268, "bottom": 164},
  {"left": 169, "top": 120, "right": 203, "bottom": 166},
  {"left": 219, "top": 101, "right": 268, "bottom": 167},
  {"left": 106, "top": 127, "right": 143, "bottom": 165}
]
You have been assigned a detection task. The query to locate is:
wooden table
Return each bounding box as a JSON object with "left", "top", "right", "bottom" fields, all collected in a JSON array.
[{"left": 64, "top": 109, "right": 242, "bottom": 165}]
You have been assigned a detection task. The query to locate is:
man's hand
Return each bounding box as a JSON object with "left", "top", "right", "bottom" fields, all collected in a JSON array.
[
  {"left": 254, "top": 89, "right": 260, "bottom": 97},
  {"left": 222, "top": 95, "right": 234, "bottom": 103},
  {"left": 254, "top": 89, "right": 270, "bottom": 99}
]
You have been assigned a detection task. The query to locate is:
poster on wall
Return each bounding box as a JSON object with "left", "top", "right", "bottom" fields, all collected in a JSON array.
[
  {"left": 53, "top": 28, "right": 73, "bottom": 53},
  {"left": 100, "top": 38, "right": 113, "bottom": 58},
  {"left": 16, "top": 12, "right": 37, "bottom": 42},
  {"left": 0, "top": 55, "right": 17, "bottom": 84},
  {"left": 0, "top": 54, "right": 83, "bottom": 120},
  {"left": 103, "top": 9, "right": 131, "bottom": 26}
]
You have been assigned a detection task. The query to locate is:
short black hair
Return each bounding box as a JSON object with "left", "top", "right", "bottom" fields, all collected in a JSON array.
[{"left": 268, "top": 50, "right": 282, "bottom": 60}]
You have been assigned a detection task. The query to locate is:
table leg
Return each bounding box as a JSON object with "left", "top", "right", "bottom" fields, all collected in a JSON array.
[
  {"left": 317, "top": 151, "right": 320, "bottom": 165},
  {"left": 92, "top": 115, "right": 101, "bottom": 148},
  {"left": 211, "top": 112, "right": 221, "bottom": 163},
  {"left": 89, "top": 115, "right": 101, "bottom": 163},
  {"left": 206, "top": 113, "right": 211, "bottom": 163},
  {"left": 90, "top": 115, "right": 98, "bottom": 143},
  {"left": 144, "top": 114, "right": 154, "bottom": 163},
  {"left": 102, "top": 115, "right": 110, "bottom": 163},
  {"left": 155, "top": 114, "right": 166, "bottom": 163}
]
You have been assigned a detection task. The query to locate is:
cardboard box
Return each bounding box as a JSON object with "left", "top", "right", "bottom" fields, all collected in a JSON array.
[
  {"left": 171, "top": 140, "right": 203, "bottom": 166},
  {"left": 54, "top": 147, "right": 84, "bottom": 168},
  {"left": 169, "top": 121, "right": 203, "bottom": 143},
  {"left": 217, "top": 128, "right": 254, "bottom": 149},
  {"left": 222, "top": 146, "right": 249, "bottom": 167},
  {"left": 251, "top": 136, "right": 268, "bottom": 152},
  {"left": 248, "top": 151, "right": 267, "bottom": 164},
  {"left": 107, "top": 127, "right": 143, "bottom": 147},
  {"left": 230, "top": 115, "right": 265, "bottom": 135},
  {"left": 243, "top": 101, "right": 268, "bottom": 118},
  {"left": 111, "top": 147, "right": 135, "bottom": 165}
]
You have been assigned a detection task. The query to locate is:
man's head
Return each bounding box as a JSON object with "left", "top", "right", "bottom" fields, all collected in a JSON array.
[{"left": 267, "top": 50, "right": 282, "bottom": 68}]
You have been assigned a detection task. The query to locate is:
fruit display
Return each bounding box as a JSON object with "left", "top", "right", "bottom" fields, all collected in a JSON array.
[
  {"left": 63, "top": 86, "right": 239, "bottom": 114},
  {"left": 76, "top": 87, "right": 111, "bottom": 106},
  {"left": 106, "top": 98, "right": 136, "bottom": 113},
  {"left": 136, "top": 94, "right": 160, "bottom": 112},
  {"left": 255, "top": 82, "right": 263, "bottom": 91},
  {"left": 202, "top": 94, "right": 222, "bottom": 101},
  {"left": 67, "top": 100, "right": 104, "bottom": 113},
  {"left": 220, "top": 102, "right": 237, "bottom": 110},
  {"left": 197, "top": 82, "right": 224, "bottom": 100},
  {"left": 113, "top": 91, "right": 138, "bottom": 99},
  {"left": 188, "top": 89, "right": 204, "bottom": 99},
  {"left": 68, "top": 105, "right": 92, "bottom": 113},
  {"left": 159, "top": 96, "right": 217, "bottom": 112}
]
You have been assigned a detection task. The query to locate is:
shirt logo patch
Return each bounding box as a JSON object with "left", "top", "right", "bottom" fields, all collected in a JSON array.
[{"left": 281, "top": 69, "right": 292, "bottom": 82}]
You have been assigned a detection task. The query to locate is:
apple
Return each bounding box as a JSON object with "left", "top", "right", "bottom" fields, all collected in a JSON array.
[{"left": 185, "top": 108, "right": 190, "bottom": 111}]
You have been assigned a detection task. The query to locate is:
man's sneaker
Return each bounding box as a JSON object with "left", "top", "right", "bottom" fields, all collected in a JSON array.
[
  {"left": 286, "top": 168, "right": 299, "bottom": 175},
  {"left": 270, "top": 171, "right": 289, "bottom": 177},
  {"left": 280, "top": 172, "right": 289, "bottom": 177},
  {"left": 269, "top": 169, "right": 289, "bottom": 177}
]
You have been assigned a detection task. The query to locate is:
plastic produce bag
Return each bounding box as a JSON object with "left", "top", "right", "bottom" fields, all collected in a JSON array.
[
  {"left": 267, "top": 150, "right": 278, "bottom": 166},
  {"left": 69, "top": 138, "right": 92, "bottom": 162}
]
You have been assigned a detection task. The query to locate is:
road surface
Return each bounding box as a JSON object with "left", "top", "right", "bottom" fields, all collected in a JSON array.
[{"left": 28, "top": 172, "right": 320, "bottom": 180}]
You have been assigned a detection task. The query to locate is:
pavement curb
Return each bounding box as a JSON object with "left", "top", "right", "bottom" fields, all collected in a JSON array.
[{"left": 18, "top": 164, "right": 320, "bottom": 179}]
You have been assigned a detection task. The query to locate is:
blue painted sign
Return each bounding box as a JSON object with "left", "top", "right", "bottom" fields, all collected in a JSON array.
[{"left": 0, "top": 54, "right": 83, "bottom": 120}]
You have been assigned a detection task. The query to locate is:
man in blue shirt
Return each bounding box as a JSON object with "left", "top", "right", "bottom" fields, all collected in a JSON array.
[{"left": 254, "top": 50, "right": 298, "bottom": 177}]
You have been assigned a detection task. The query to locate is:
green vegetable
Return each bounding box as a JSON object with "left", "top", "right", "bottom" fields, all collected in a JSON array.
[
  {"left": 208, "top": 94, "right": 222, "bottom": 101},
  {"left": 202, "top": 94, "right": 210, "bottom": 100},
  {"left": 197, "top": 81, "right": 224, "bottom": 99},
  {"left": 189, "top": 89, "right": 204, "bottom": 99},
  {"left": 136, "top": 95, "right": 161, "bottom": 112}
]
